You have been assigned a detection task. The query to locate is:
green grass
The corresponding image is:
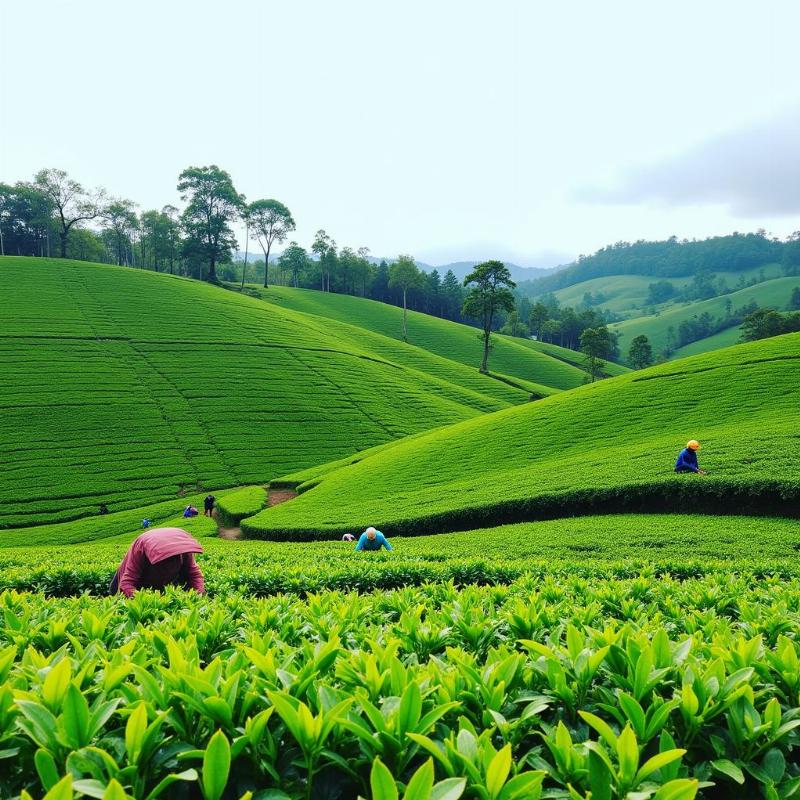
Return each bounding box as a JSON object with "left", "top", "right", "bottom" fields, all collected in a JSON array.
[
  {"left": 243, "top": 334, "right": 800, "bottom": 539},
  {"left": 550, "top": 263, "right": 786, "bottom": 316},
  {"left": 249, "top": 285, "right": 591, "bottom": 390},
  {"left": 1, "top": 256, "right": 561, "bottom": 529},
  {"left": 610, "top": 276, "right": 799, "bottom": 354},
  {"left": 671, "top": 325, "right": 744, "bottom": 359}
]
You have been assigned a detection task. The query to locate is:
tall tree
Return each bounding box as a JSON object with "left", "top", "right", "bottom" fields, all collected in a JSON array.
[
  {"left": 462, "top": 260, "right": 516, "bottom": 373},
  {"left": 240, "top": 204, "right": 251, "bottom": 289},
  {"left": 162, "top": 205, "right": 181, "bottom": 275},
  {"left": 33, "top": 168, "right": 105, "bottom": 258},
  {"left": 278, "top": 242, "right": 310, "bottom": 288},
  {"left": 311, "top": 229, "right": 335, "bottom": 291},
  {"left": 628, "top": 334, "right": 654, "bottom": 369},
  {"left": 102, "top": 199, "right": 138, "bottom": 266},
  {"left": 580, "top": 326, "right": 613, "bottom": 382},
  {"left": 441, "top": 269, "right": 463, "bottom": 320},
  {"left": 389, "top": 255, "right": 423, "bottom": 341},
  {"left": 177, "top": 165, "right": 241, "bottom": 283},
  {"left": 248, "top": 199, "right": 295, "bottom": 288}
]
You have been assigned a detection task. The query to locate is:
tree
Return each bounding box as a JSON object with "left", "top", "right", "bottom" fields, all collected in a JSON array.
[
  {"left": 248, "top": 199, "right": 295, "bottom": 288},
  {"left": 580, "top": 326, "right": 613, "bottom": 382},
  {"left": 741, "top": 308, "right": 788, "bottom": 341},
  {"left": 389, "top": 255, "right": 423, "bottom": 341},
  {"left": 783, "top": 232, "right": 800, "bottom": 276},
  {"left": 500, "top": 310, "right": 529, "bottom": 338},
  {"left": 372, "top": 260, "right": 390, "bottom": 302},
  {"left": 102, "top": 199, "right": 138, "bottom": 266},
  {"left": 441, "top": 269, "right": 463, "bottom": 320},
  {"left": 529, "top": 302, "right": 550, "bottom": 339},
  {"left": 311, "top": 230, "right": 336, "bottom": 291},
  {"left": 462, "top": 260, "right": 516, "bottom": 373},
  {"left": 33, "top": 168, "right": 105, "bottom": 258},
  {"left": 628, "top": 334, "right": 654, "bottom": 370},
  {"left": 278, "top": 242, "right": 310, "bottom": 288},
  {"left": 177, "top": 165, "right": 241, "bottom": 283},
  {"left": 790, "top": 286, "right": 800, "bottom": 310}
]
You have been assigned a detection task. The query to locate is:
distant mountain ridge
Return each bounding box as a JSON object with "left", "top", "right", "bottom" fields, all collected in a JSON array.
[{"left": 521, "top": 233, "right": 787, "bottom": 295}]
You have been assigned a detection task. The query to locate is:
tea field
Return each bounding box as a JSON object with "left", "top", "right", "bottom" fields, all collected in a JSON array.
[
  {"left": 250, "top": 286, "right": 627, "bottom": 386},
  {"left": 243, "top": 333, "right": 800, "bottom": 539},
  {"left": 3, "top": 515, "right": 799, "bottom": 800},
  {"left": 0, "top": 256, "right": 585, "bottom": 530}
]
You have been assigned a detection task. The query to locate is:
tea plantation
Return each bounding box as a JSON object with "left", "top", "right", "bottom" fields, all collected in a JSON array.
[
  {"left": 0, "top": 256, "right": 585, "bottom": 530},
  {"left": 3, "top": 258, "right": 800, "bottom": 799},
  {"left": 244, "top": 333, "right": 800, "bottom": 539}
]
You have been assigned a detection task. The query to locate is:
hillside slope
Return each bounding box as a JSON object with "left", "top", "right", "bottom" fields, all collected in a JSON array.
[
  {"left": 244, "top": 333, "right": 800, "bottom": 539},
  {"left": 250, "top": 285, "right": 595, "bottom": 389},
  {"left": 610, "top": 276, "right": 798, "bottom": 353},
  {"left": 0, "top": 256, "right": 550, "bottom": 528}
]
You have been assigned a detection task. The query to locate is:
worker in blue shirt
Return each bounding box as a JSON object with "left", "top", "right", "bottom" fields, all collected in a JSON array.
[
  {"left": 355, "top": 527, "right": 393, "bottom": 551},
  {"left": 675, "top": 440, "right": 706, "bottom": 474}
]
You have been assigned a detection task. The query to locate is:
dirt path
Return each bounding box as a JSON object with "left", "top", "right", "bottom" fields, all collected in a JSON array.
[
  {"left": 268, "top": 488, "right": 298, "bottom": 507},
  {"left": 216, "top": 487, "right": 298, "bottom": 539}
]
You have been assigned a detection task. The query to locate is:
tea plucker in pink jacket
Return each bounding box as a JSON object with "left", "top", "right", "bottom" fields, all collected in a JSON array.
[{"left": 110, "top": 527, "right": 205, "bottom": 597}]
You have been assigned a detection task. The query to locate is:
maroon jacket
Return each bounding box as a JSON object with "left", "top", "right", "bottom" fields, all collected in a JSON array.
[{"left": 113, "top": 528, "right": 205, "bottom": 597}]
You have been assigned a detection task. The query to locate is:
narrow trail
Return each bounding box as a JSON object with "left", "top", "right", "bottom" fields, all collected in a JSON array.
[{"left": 216, "top": 486, "right": 298, "bottom": 539}]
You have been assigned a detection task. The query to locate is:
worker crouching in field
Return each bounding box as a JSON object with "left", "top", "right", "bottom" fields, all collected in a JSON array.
[
  {"left": 675, "top": 440, "right": 707, "bottom": 475},
  {"left": 355, "top": 527, "right": 393, "bottom": 551},
  {"left": 110, "top": 527, "right": 205, "bottom": 597}
]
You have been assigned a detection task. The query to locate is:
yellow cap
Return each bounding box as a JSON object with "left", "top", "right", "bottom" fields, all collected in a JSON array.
[{"left": 687, "top": 440, "right": 701, "bottom": 450}]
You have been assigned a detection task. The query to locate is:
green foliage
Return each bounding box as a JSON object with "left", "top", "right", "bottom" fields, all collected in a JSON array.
[
  {"left": 462, "top": 260, "right": 516, "bottom": 373},
  {"left": 628, "top": 335, "right": 654, "bottom": 370},
  {"left": 244, "top": 334, "right": 800, "bottom": 540},
  {"left": 741, "top": 308, "right": 800, "bottom": 341},
  {"left": 215, "top": 486, "right": 267, "bottom": 528},
  {"left": 1, "top": 565, "right": 799, "bottom": 798},
  {"left": 177, "top": 165, "right": 242, "bottom": 282}
]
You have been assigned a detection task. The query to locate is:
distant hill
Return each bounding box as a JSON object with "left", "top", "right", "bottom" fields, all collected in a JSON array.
[
  {"left": 521, "top": 233, "right": 785, "bottom": 295},
  {"left": 417, "top": 260, "right": 560, "bottom": 283}
]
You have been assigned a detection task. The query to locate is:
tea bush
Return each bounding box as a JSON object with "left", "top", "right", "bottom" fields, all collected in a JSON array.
[{"left": 1, "top": 571, "right": 799, "bottom": 799}]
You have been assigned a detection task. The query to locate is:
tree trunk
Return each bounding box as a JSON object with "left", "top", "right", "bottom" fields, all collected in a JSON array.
[
  {"left": 402, "top": 289, "right": 408, "bottom": 341},
  {"left": 480, "top": 331, "right": 490, "bottom": 373},
  {"left": 263, "top": 243, "right": 271, "bottom": 288},
  {"left": 208, "top": 254, "right": 217, "bottom": 282},
  {"left": 241, "top": 222, "right": 249, "bottom": 290},
  {"left": 59, "top": 230, "right": 68, "bottom": 258}
]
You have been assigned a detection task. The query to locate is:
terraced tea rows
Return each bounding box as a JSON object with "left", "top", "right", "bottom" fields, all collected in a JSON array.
[
  {"left": 244, "top": 334, "right": 800, "bottom": 539},
  {"left": 254, "top": 286, "right": 605, "bottom": 388},
  {"left": 2, "top": 257, "right": 580, "bottom": 529}
]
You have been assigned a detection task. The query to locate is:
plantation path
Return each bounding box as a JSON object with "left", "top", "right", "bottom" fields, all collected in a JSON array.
[
  {"left": 268, "top": 488, "right": 299, "bottom": 507},
  {"left": 216, "top": 486, "right": 298, "bottom": 539}
]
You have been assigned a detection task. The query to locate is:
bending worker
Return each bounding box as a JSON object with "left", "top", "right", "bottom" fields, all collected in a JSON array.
[
  {"left": 355, "top": 526, "right": 393, "bottom": 552},
  {"left": 110, "top": 527, "right": 205, "bottom": 597},
  {"left": 675, "top": 439, "right": 706, "bottom": 475}
]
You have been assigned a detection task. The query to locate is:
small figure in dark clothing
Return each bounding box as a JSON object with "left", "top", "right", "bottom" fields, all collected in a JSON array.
[
  {"left": 99, "top": 504, "right": 109, "bottom": 515},
  {"left": 675, "top": 440, "right": 706, "bottom": 475},
  {"left": 204, "top": 494, "right": 216, "bottom": 518},
  {"left": 183, "top": 505, "right": 199, "bottom": 518}
]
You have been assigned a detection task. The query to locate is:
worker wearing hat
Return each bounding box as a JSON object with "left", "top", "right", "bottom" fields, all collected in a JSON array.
[{"left": 675, "top": 440, "right": 706, "bottom": 475}]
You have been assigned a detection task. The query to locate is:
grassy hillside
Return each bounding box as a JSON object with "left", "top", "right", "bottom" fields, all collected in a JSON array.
[
  {"left": 610, "top": 275, "right": 798, "bottom": 353},
  {"left": 244, "top": 334, "right": 800, "bottom": 539},
  {"left": 0, "top": 256, "right": 557, "bottom": 528},
  {"left": 550, "top": 264, "right": 785, "bottom": 316},
  {"left": 250, "top": 285, "right": 593, "bottom": 389}
]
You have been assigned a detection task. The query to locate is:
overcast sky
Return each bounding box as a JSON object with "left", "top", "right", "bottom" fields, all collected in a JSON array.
[{"left": 1, "top": 0, "right": 798, "bottom": 267}]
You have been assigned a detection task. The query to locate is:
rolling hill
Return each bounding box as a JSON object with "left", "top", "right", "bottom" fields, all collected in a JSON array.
[
  {"left": 243, "top": 333, "right": 800, "bottom": 539},
  {"left": 248, "top": 285, "right": 606, "bottom": 388},
  {"left": 1, "top": 256, "right": 580, "bottom": 528},
  {"left": 610, "top": 275, "right": 799, "bottom": 353}
]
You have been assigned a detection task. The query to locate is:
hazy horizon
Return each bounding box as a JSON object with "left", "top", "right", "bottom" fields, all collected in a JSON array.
[{"left": 1, "top": 0, "right": 798, "bottom": 267}]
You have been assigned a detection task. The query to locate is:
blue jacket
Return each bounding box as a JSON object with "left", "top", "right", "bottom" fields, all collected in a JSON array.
[
  {"left": 675, "top": 447, "right": 699, "bottom": 473},
  {"left": 355, "top": 530, "right": 392, "bottom": 551}
]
